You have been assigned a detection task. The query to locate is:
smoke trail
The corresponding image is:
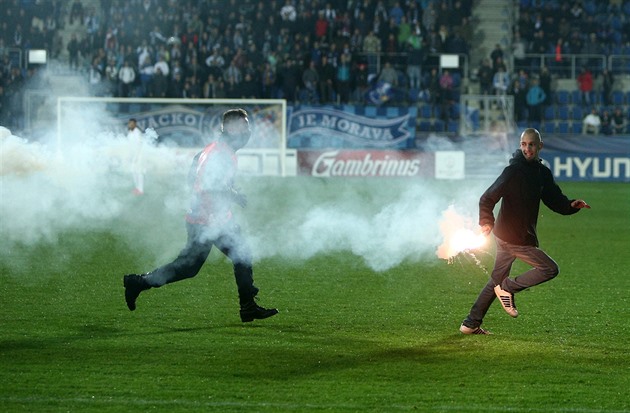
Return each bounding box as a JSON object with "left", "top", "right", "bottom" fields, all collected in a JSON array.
[
  {"left": 2, "top": 120, "right": 490, "bottom": 274},
  {"left": 1, "top": 82, "right": 495, "bottom": 275},
  {"left": 0, "top": 123, "right": 189, "bottom": 247},
  {"left": 244, "top": 178, "right": 488, "bottom": 272}
]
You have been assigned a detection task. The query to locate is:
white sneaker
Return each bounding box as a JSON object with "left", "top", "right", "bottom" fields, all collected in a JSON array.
[
  {"left": 459, "top": 324, "right": 491, "bottom": 335},
  {"left": 494, "top": 284, "right": 518, "bottom": 317}
]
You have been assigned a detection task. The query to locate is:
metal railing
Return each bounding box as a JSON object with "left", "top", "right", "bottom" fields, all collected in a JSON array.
[
  {"left": 512, "top": 54, "right": 608, "bottom": 78},
  {"left": 356, "top": 52, "right": 470, "bottom": 79},
  {"left": 608, "top": 54, "right": 630, "bottom": 75}
]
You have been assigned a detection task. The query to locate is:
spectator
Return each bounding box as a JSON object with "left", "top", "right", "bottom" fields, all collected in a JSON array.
[
  {"left": 492, "top": 66, "right": 510, "bottom": 97},
  {"left": 397, "top": 15, "right": 412, "bottom": 49},
  {"left": 280, "top": 0, "right": 297, "bottom": 30},
  {"left": 301, "top": 60, "right": 320, "bottom": 101},
  {"left": 538, "top": 66, "right": 553, "bottom": 106},
  {"left": 478, "top": 58, "right": 494, "bottom": 96},
  {"left": 406, "top": 32, "right": 424, "bottom": 90},
  {"left": 104, "top": 58, "right": 118, "bottom": 96},
  {"left": 611, "top": 107, "right": 628, "bottom": 135},
  {"left": 336, "top": 53, "right": 351, "bottom": 104},
  {"left": 314, "top": 11, "right": 328, "bottom": 41},
  {"left": 154, "top": 55, "right": 170, "bottom": 78},
  {"left": 582, "top": 108, "right": 601, "bottom": 135},
  {"left": 526, "top": 77, "right": 546, "bottom": 123},
  {"left": 168, "top": 71, "right": 184, "bottom": 98},
  {"left": 378, "top": 61, "right": 398, "bottom": 87},
  {"left": 580, "top": 33, "right": 602, "bottom": 69},
  {"left": 67, "top": 34, "right": 81, "bottom": 70},
  {"left": 576, "top": 66, "right": 593, "bottom": 106},
  {"left": 600, "top": 109, "right": 612, "bottom": 136},
  {"left": 423, "top": 67, "right": 441, "bottom": 107},
  {"left": 151, "top": 67, "right": 168, "bottom": 98},
  {"left": 508, "top": 79, "right": 527, "bottom": 123},
  {"left": 202, "top": 74, "right": 219, "bottom": 98},
  {"left": 439, "top": 69, "right": 456, "bottom": 127},
  {"left": 88, "top": 57, "right": 103, "bottom": 95},
  {"left": 389, "top": 1, "right": 404, "bottom": 26},
  {"left": 224, "top": 59, "right": 242, "bottom": 85},
  {"left": 260, "top": 61, "right": 277, "bottom": 99},
  {"left": 69, "top": 0, "right": 84, "bottom": 26},
  {"left": 205, "top": 47, "right": 225, "bottom": 72},
  {"left": 138, "top": 55, "right": 154, "bottom": 97},
  {"left": 240, "top": 72, "right": 259, "bottom": 99},
  {"left": 600, "top": 69, "right": 615, "bottom": 107},
  {"left": 362, "top": 30, "right": 381, "bottom": 75},
  {"left": 512, "top": 31, "right": 528, "bottom": 70},
  {"left": 118, "top": 60, "right": 136, "bottom": 97},
  {"left": 490, "top": 43, "right": 504, "bottom": 73}
]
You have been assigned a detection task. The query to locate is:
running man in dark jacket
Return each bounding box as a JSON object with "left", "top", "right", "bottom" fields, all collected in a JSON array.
[
  {"left": 460, "top": 128, "right": 590, "bottom": 334},
  {"left": 123, "top": 109, "right": 278, "bottom": 323}
]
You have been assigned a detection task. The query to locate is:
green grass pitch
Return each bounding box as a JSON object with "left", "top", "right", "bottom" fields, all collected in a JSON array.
[{"left": 1, "top": 177, "right": 629, "bottom": 412}]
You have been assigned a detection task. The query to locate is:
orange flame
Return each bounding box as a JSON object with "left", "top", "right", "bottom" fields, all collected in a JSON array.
[{"left": 436, "top": 206, "right": 488, "bottom": 260}]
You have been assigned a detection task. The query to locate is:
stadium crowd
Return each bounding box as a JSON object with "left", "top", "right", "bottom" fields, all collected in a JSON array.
[{"left": 1, "top": 0, "right": 629, "bottom": 133}]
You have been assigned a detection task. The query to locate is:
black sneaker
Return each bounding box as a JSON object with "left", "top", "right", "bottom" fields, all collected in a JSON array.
[
  {"left": 239, "top": 301, "right": 279, "bottom": 322},
  {"left": 123, "top": 274, "right": 149, "bottom": 311}
]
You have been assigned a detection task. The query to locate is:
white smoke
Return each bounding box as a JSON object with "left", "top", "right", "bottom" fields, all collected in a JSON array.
[
  {"left": 244, "top": 178, "right": 488, "bottom": 272},
  {"left": 0, "top": 122, "right": 189, "bottom": 248},
  {"left": 1, "top": 115, "right": 490, "bottom": 274},
  {"left": 1, "top": 80, "right": 493, "bottom": 274}
]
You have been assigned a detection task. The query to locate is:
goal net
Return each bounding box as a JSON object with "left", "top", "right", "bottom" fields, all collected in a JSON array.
[{"left": 56, "top": 97, "right": 294, "bottom": 176}]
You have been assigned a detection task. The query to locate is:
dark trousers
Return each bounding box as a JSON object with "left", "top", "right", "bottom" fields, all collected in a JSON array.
[
  {"left": 463, "top": 237, "right": 559, "bottom": 327},
  {"left": 145, "top": 221, "right": 259, "bottom": 304}
]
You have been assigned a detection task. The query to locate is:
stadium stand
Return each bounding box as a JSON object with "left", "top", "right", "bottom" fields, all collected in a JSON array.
[{"left": 1, "top": 0, "right": 629, "bottom": 136}]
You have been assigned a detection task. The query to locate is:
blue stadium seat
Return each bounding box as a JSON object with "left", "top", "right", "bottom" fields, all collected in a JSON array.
[
  {"left": 408, "top": 88, "right": 419, "bottom": 103},
  {"left": 572, "top": 122, "right": 583, "bottom": 134},
  {"left": 418, "top": 120, "right": 431, "bottom": 132},
  {"left": 450, "top": 103, "right": 461, "bottom": 119},
  {"left": 420, "top": 105, "right": 432, "bottom": 118},
  {"left": 612, "top": 91, "right": 624, "bottom": 106},
  {"left": 557, "top": 122, "right": 570, "bottom": 133},
  {"left": 557, "top": 106, "right": 569, "bottom": 120},
  {"left": 572, "top": 90, "right": 581, "bottom": 105},
  {"left": 572, "top": 107, "right": 583, "bottom": 121},
  {"left": 544, "top": 106, "right": 555, "bottom": 120},
  {"left": 432, "top": 119, "right": 445, "bottom": 132},
  {"left": 543, "top": 122, "right": 555, "bottom": 133},
  {"left": 555, "top": 91, "right": 570, "bottom": 105},
  {"left": 447, "top": 120, "right": 459, "bottom": 133}
]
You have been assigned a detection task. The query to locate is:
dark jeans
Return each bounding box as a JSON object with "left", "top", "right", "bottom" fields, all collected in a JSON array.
[
  {"left": 463, "top": 236, "right": 559, "bottom": 327},
  {"left": 145, "top": 221, "right": 259, "bottom": 304}
]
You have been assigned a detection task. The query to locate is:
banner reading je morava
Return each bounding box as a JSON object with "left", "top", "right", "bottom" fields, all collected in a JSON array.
[{"left": 287, "top": 106, "right": 417, "bottom": 149}]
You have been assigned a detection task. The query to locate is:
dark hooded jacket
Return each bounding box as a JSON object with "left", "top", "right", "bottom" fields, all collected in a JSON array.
[{"left": 479, "top": 149, "right": 579, "bottom": 246}]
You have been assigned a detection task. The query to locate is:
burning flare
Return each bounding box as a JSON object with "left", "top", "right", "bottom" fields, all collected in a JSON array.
[{"left": 436, "top": 205, "right": 488, "bottom": 260}]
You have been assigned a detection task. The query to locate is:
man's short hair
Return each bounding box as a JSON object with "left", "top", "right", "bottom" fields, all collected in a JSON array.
[
  {"left": 521, "top": 128, "right": 542, "bottom": 143},
  {"left": 222, "top": 108, "right": 248, "bottom": 126}
]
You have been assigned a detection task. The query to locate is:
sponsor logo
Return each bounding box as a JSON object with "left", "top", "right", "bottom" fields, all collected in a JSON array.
[
  {"left": 303, "top": 150, "right": 430, "bottom": 177},
  {"left": 549, "top": 156, "right": 630, "bottom": 180}
]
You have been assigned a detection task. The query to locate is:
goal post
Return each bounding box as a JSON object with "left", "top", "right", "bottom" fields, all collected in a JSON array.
[{"left": 56, "top": 97, "right": 294, "bottom": 176}]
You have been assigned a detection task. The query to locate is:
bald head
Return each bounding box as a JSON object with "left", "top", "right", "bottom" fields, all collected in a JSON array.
[
  {"left": 520, "top": 128, "right": 542, "bottom": 144},
  {"left": 520, "top": 128, "right": 543, "bottom": 162}
]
